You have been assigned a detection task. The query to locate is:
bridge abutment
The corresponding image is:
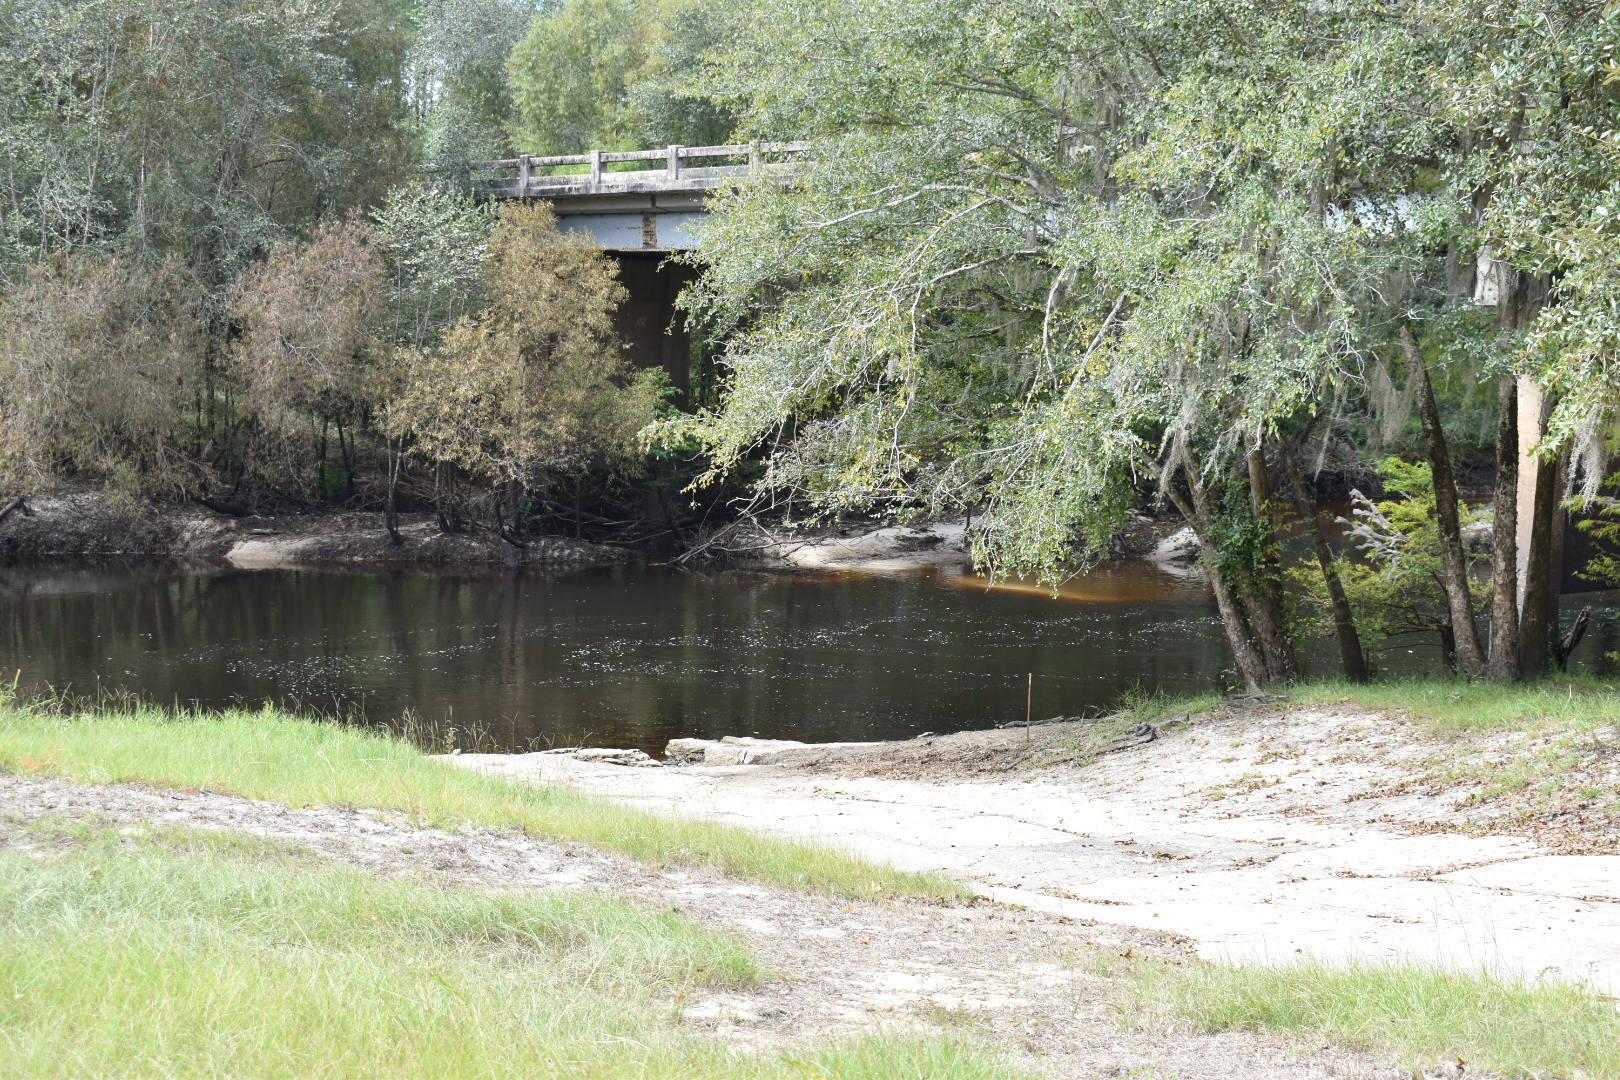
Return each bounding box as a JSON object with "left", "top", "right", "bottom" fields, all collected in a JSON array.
[
  {"left": 433, "top": 143, "right": 806, "bottom": 406},
  {"left": 609, "top": 253, "right": 696, "bottom": 404}
]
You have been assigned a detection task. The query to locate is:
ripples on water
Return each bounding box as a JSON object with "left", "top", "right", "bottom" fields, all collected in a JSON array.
[{"left": 4, "top": 560, "right": 1615, "bottom": 754}]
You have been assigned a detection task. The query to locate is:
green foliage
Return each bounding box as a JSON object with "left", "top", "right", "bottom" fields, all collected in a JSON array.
[
  {"left": 0, "top": 0, "right": 696, "bottom": 527},
  {"left": 1294, "top": 458, "right": 1488, "bottom": 668},
  {"left": 656, "top": 0, "right": 1620, "bottom": 678},
  {"left": 668, "top": 0, "right": 1411, "bottom": 587},
  {"left": 507, "top": 0, "right": 735, "bottom": 153},
  {"left": 0, "top": 0, "right": 413, "bottom": 280},
  {"left": 370, "top": 183, "right": 498, "bottom": 349},
  {"left": 409, "top": 0, "right": 537, "bottom": 163},
  {"left": 1574, "top": 467, "right": 1620, "bottom": 589}
]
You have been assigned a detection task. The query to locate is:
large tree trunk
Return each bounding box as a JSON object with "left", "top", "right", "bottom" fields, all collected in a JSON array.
[
  {"left": 1281, "top": 449, "right": 1368, "bottom": 682},
  {"left": 1409, "top": 331, "right": 1486, "bottom": 678},
  {"left": 1162, "top": 442, "right": 1274, "bottom": 691},
  {"left": 1517, "top": 445, "right": 1561, "bottom": 677},
  {"left": 1487, "top": 376, "right": 1520, "bottom": 681},
  {"left": 1242, "top": 449, "right": 1298, "bottom": 683},
  {"left": 1513, "top": 376, "right": 1564, "bottom": 678},
  {"left": 1208, "top": 567, "right": 1272, "bottom": 692}
]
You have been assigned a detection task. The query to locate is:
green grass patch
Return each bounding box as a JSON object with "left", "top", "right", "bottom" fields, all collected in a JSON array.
[
  {"left": 1290, "top": 676, "right": 1620, "bottom": 739},
  {"left": 0, "top": 700, "right": 966, "bottom": 901},
  {"left": 0, "top": 822, "right": 1021, "bottom": 1079},
  {"left": 1113, "top": 685, "right": 1226, "bottom": 726},
  {"left": 1099, "top": 953, "right": 1620, "bottom": 1079},
  {"left": 1290, "top": 677, "right": 1620, "bottom": 812},
  {"left": 1119, "top": 678, "right": 1620, "bottom": 817}
]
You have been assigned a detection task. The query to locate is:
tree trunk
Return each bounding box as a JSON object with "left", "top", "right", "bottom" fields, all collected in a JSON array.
[
  {"left": 1280, "top": 449, "right": 1368, "bottom": 682},
  {"left": 1487, "top": 376, "right": 1520, "bottom": 681},
  {"left": 1517, "top": 447, "right": 1561, "bottom": 677},
  {"left": 1242, "top": 449, "right": 1298, "bottom": 684},
  {"left": 1409, "top": 331, "right": 1486, "bottom": 678},
  {"left": 317, "top": 418, "right": 329, "bottom": 498},
  {"left": 337, "top": 417, "right": 356, "bottom": 501},
  {"left": 0, "top": 496, "right": 33, "bottom": 527},
  {"left": 1553, "top": 606, "right": 1591, "bottom": 671},
  {"left": 1438, "top": 622, "right": 1457, "bottom": 677},
  {"left": 503, "top": 479, "right": 527, "bottom": 546},
  {"left": 384, "top": 436, "right": 403, "bottom": 546},
  {"left": 1209, "top": 569, "right": 1272, "bottom": 692},
  {"left": 1163, "top": 442, "right": 1273, "bottom": 691}
]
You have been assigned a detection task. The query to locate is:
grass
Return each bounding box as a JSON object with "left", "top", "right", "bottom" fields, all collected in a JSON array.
[
  {"left": 0, "top": 821, "right": 1023, "bottom": 1080},
  {"left": 0, "top": 699, "right": 967, "bottom": 901},
  {"left": 1114, "top": 685, "right": 1226, "bottom": 726},
  {"left": 1120, "top": 676, "right": 1620, "bottom": 823},
  {"left": 1290, "top": 675, "right": 1620, "bottom": 739},
  {"left": 1098, "top": 952, "right": 1620, "bottom": 1079},
  {"left": 1291, "top": 677, "right": 1620, "bottom": 816}
]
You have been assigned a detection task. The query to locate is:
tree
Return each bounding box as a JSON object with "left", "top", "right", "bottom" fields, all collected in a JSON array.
[
  {"left": 506, "top": 0, "right": 735, "bottom": 153},
  {"left": 409, "top": 0, "right": 538, "bottom": 164},
  {"left": 385, "top": 203, "right": 665, "bottom": 542},
  {"left": 0, "top": 0, "right": 413, "bottom": 282},
  {"left": 371, "top": 184, "right": 498, "bottom": 351},
  {"left": 0, "top": 254, "right": 204, "bottom": 499},
  {"left": 370, "top": 183, "right": 498, "bottom": 536},
  {"left": 666, "top": 0, "right": 1430, "bottom": 688},
  {"left": 656, "top": 0, "right": 1620, "bottom": 687},
  {"left": 1404, "top": 0, "right": 1620, "bottom": 677},
  {"left": 1296, "top": 459, "right": 1490, "bottom": 675},
  {"left": 225, "top": 219, "right": 388, "bottom": 497}
]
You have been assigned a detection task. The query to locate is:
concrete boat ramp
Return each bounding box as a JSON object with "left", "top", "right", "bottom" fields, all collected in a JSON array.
[{"left": 448, "top": 706, "right": 1620, "bottom": 994}]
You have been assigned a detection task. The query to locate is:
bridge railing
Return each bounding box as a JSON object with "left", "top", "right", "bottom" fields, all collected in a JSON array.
[{"left": 426, "top": 142, "right": 810, "bottom": 198}]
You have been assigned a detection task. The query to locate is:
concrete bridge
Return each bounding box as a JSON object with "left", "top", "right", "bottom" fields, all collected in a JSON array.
[{"left": 439, "top": 143, "right": 807, "bottom": 398}]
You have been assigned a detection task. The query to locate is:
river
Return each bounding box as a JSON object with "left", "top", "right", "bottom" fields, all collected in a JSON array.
[
  {"left": 5, "top": 559, "right": 1616, "bottom": 754},
  {"left": 0, "top": 559, "right": 1235, "bottom": 753}
]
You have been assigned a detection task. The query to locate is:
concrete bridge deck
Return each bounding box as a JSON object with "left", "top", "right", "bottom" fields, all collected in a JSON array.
[
  {"left": 427, "top": 142, "right": 806, "bottom": 399},
  {"left": 434, "top": 142, "right": 807, "bottom": 251}
]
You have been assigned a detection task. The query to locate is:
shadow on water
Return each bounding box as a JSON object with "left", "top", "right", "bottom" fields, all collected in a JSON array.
[{"left": 4, "top": 559, "right": 1617, "bottom": 754}]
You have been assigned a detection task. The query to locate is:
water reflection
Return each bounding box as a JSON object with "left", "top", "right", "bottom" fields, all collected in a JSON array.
[
  {"left": 0, "top": 560, "right": 1234, "bottom": 753},
  {"left": 7, "top": 560, "right": 1613, "bottom": 754}
]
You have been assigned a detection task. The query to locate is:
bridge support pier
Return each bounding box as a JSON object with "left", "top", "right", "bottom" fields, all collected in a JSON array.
[{"left": 609, "top": 253, "right": 697, "bottom": 404}]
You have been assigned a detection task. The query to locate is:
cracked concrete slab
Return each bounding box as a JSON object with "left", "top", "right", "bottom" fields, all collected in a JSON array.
[{"left": 448, "top": 706, "right": 1620, "bottom": 993}]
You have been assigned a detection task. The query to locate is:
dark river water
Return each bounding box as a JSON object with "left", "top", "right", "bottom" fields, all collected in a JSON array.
[
  {"left": 0, "top": 560, "right": 1234, "bottom": 753},
  {"left": 5, "top": 560, "right": 1618, "bottom": 754}
]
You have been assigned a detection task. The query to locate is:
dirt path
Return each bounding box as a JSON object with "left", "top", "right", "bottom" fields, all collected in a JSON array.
[
  {"left": 450, "top": 705, "right": 1620, "bottom": 996},
  {"left": 1, "top": 772, "right": 1404, "bottom": 1079}
]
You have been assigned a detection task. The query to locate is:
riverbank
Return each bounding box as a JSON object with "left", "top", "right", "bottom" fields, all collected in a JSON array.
[
  {"left": 0, "top": 492, "right": 626, "bottom": 569},
  {"left": 1, "top": 490, "right": 1195, "bottom": 574},
  {"left": 451, "top": 681, "right": 1620, "bottom": 999},
  {"left": 2, "top": 696, "right": 1616, "bottom": 1076},
  {"left": 0, "top": 699, "right": 1409, "bottom": 1080},
  {"left": 692, "top": 512, "right": 1187, "bottom": 573}
]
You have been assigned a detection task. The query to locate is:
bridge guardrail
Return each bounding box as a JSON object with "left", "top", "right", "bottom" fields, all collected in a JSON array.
[{"left": 425, "top": 142, "right": 809, "bottom": 199}]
